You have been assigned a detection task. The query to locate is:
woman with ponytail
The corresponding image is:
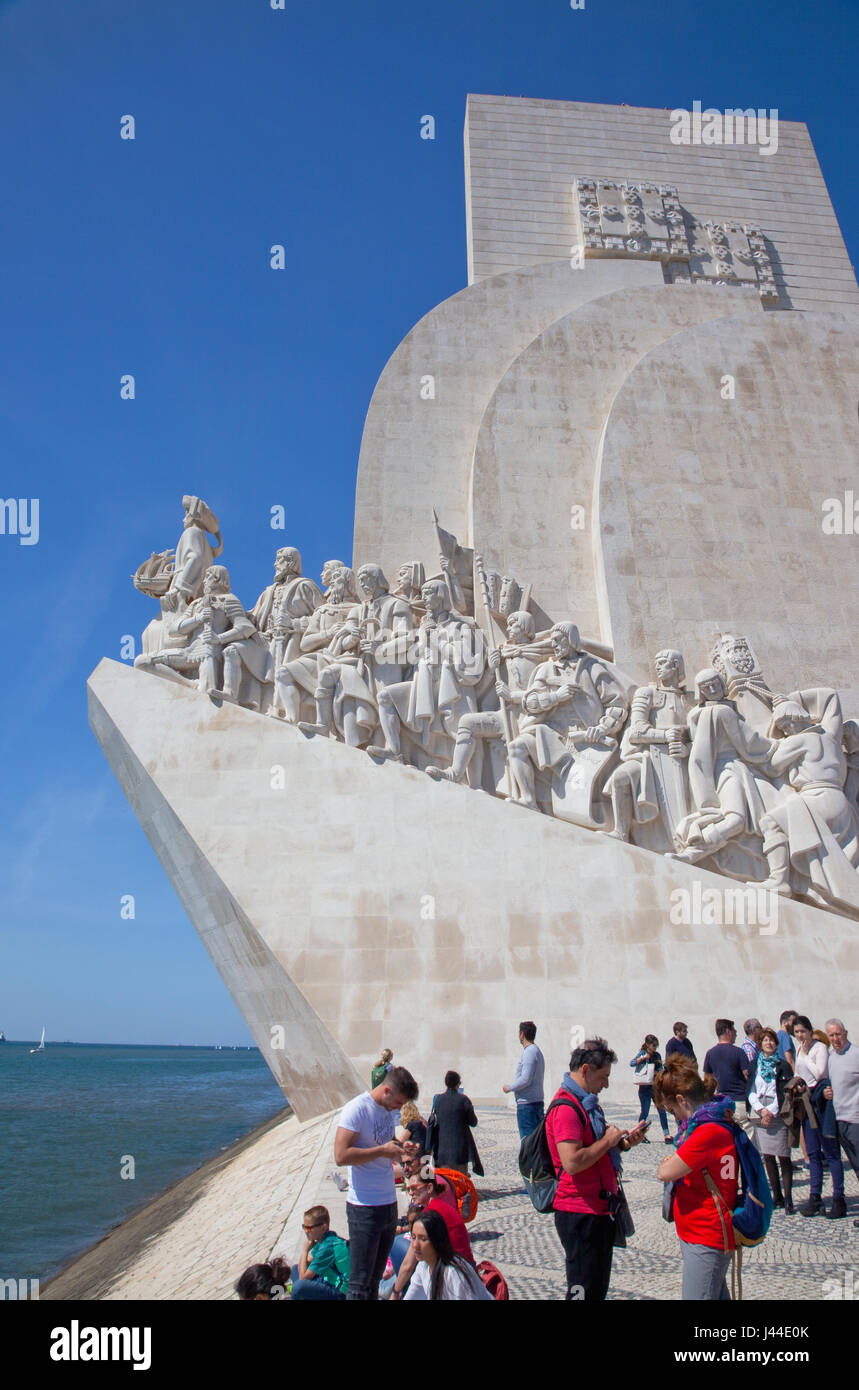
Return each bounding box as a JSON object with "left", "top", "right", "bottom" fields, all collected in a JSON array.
[
  {"left": 235, "top": 1257, "right": 292, "bottom": 1300},
  {"left": 655, "top": 1058, "right": 739, "bottom": 1300}
]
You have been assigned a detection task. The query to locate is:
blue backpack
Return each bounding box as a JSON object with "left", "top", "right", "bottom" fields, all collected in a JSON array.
[{"left": 702, "top": 1121, "right": 773, "bottom": 1248}]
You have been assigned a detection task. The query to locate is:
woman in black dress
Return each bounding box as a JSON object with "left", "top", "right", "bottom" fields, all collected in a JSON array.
[{"left": 427, "top": 1070, "right": 483, "bottom": 1176}]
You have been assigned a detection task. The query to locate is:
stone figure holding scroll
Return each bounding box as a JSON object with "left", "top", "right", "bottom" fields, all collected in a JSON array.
[{"left": 604, "top": 648, "right": 693, "bottom": 846}]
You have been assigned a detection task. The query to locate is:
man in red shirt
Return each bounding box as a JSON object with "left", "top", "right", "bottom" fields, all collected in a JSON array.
[
  {"left": 389, "top": 1171, "right": 473, "bottom": 1298},
  {"left": 545, "top": 1037, "right": 647, "bottom": 1300}
]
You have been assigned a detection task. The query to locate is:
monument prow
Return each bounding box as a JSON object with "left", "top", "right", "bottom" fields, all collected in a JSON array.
[{"left": 89, "top": 659, "right": 855, "bottom": 1118}]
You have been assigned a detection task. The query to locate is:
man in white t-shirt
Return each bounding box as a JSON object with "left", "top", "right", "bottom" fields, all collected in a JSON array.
[{"left": 334, "top": 1065, "right": 419, "bottom": 1299}]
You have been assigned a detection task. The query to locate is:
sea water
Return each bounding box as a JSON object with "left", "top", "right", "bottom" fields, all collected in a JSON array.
[{"left": 0, "top": 1042, "right": 287, "bottom": 1284}]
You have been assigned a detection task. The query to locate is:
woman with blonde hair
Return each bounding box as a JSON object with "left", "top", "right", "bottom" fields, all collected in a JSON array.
[
  {"left": 655, "top": 1058, "right": 739, "bottom": 1300},
  {"left": 397, "top": 1099, "right": 428, "bottom": 1153}
]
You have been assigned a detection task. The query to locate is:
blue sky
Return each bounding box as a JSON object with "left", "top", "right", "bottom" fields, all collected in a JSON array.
[{"left": 1, "top": 0, "right": 856, "bottom": 1045}]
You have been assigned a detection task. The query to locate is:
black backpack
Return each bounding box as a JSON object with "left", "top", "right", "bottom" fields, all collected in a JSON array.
[{"left": 518, "top": 1096, "right": 586, "bottom": 1213}]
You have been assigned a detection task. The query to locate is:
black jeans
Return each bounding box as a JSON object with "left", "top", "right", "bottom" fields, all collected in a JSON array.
[
  {"left": 345, "top": 1201, "right": 398, "bottom": 1300},
  {"left": 553, "top": 1211, "right": 615, "bottom": 1300}
]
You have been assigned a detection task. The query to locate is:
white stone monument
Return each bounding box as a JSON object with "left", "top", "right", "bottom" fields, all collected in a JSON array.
[{"left": 90, "top": 98, "right": 859, "bottom": 1120}]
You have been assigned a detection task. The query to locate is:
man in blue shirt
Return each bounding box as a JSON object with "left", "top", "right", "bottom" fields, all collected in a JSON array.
[
  {"left": 503, "top": 1020, "right": 546, "bottom": 1139},
  {"left": 665, "top": 1021, "right": 696, "bottom": 1063},
  {"left": 777, "top": 1009, "right": 798, "bottom": 1071},
  {"left": 703, "top": 1019, "right": 751, "bottom": 1112}
]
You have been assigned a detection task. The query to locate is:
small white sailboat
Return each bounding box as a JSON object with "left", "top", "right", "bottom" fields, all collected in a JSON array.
[{"left": 29, "top": 1026, "right": 46, "bottom": 1055}]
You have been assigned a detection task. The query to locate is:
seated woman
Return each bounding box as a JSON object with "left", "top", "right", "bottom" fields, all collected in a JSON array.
[
  {"left": 235, "top": 1257, "right": 291, "bottom": 1300},
  {"left": 747, "top": 1027, "right": 794, "bottom": 1213},
  {"left": 399, "top": 1099, "right": 428, "bottom": 1153},
  {"left": 402, "top": 1209, "right": 493, "bottom": 1301},
  {"left": 655, "top": 1059, "right": 739, "bottom": 1301},
  {"left": 380, "top": 1207, "right": 420, "bottom": 1299}
]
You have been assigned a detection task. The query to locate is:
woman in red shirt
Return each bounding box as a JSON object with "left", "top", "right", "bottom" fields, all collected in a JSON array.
[{"left": 655, "top": 1058, "right": 740, "bottom": 1300}]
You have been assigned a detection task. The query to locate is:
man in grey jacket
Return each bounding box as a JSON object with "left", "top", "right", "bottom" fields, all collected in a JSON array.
[
  {"left": 503, "top": 1021, "right": 546, "bottom": 1139},
  {"left": 824, "top": 1018, "right": 859, "bottom": 1228}
]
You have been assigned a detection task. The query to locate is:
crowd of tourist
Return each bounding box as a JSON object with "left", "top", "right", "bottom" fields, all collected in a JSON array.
[{"left": 235, "top": 1011, "right": 858, "bottom": 1302}]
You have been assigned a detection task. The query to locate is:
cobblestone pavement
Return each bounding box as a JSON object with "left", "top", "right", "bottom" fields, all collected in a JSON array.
[
  {"left": 45, "top": 1100, "right": 858, "bottom": 1300},
  {"left": 466, "top": 1103, "right": 859, "bottom": 1301}
]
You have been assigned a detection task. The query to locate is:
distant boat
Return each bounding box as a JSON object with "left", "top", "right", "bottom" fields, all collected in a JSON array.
[
  {"left": 0, "top": 1030, "right": 6, "bottom": 1042},
  {"left": 29, "top": 1027, "right": 46, "bottom": 1055}
]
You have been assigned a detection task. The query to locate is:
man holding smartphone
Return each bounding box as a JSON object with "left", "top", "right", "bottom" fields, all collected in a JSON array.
[
  {"left": 545, "top": 1037, "right": 647, "bottom": 1300},
  {"left": 333, "top": 1065, "right": 419, "bottom": 1299}
]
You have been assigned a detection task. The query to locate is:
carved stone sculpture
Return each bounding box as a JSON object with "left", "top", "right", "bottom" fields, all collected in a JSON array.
[
  {"left": 167, "top": 496, "right": 222, "bottom": 604},
  {"left": 292, "top": 564, "right": 414, "bottom": 749},
  {"left": 144, "top": 565, "right": 270, "bottom": 709},
  {"left": 603, "top": 649, "right": 693, "bottom": 846},
  {"left": 427, "top": 608, "right": 539, "bottom": 791},
  {"left": 507, "top": 621, "right": 627, "bottom": 825},
  {"left": 134, "top": 496, "right": 223, "bottom": 656},
  {"left": 392, "top": 561, "right": 427, "bottom": 615},
  {"left": 370, "top": 578, "right": 484, "bottom": 764},
  {"left": 844, "top": 721, "right": 859, "bottom": 822},
  {"left": 250, "top": 547, "right": 323, "bottom": 676},
  {"left": 670, "top": 669, "right": 778, "bottom": 870},
  {"left": 711, "top": 632, "right": 778, "bottom": 734},
  {"left": 128, "top": 501, "right": 859, "bottom": 922},
  {"left": 274, "top": 566, "right": 367, "bottom": 740},
  {"left": 756, "top": 690, "right": 859, "bottom": 913}
]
